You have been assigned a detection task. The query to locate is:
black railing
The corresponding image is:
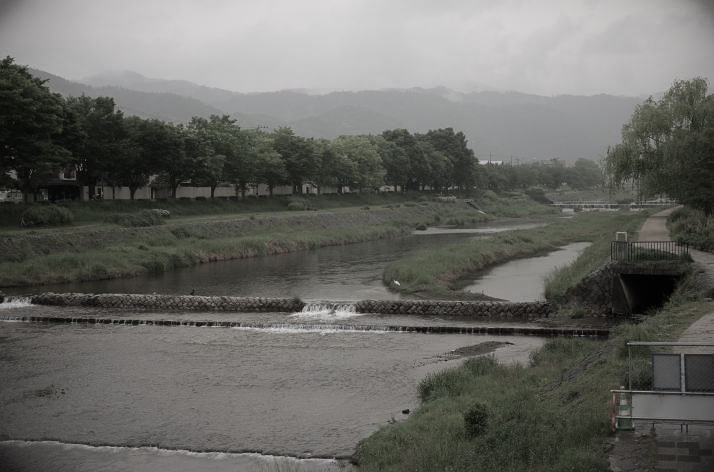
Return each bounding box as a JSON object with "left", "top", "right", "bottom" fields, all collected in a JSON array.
[{"left": 611, "top": 241, "right": 689, "bottom": 261}]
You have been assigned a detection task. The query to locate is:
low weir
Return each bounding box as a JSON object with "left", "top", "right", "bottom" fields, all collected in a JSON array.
[
  {"left": 0, "top": 314, "right": 609, "bottom": 337},
  {"left": 29, "top": 292, "right": 551, "bottom": 320}
]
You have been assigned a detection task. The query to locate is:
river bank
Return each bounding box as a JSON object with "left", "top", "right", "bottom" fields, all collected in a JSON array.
[
  {"left": 354, "top": 271, "right": 714, "bottom": 471},
  {"left": 384, "top": 210, "right": 652, "bottom": 299},
  {"left": 0, "top": 193, "right": 556, "bottom": 288},
  {"left": 354, "top": 207, "right": 714, "bottom": 472}
]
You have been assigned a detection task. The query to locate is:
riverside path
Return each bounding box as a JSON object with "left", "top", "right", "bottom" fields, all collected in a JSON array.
[{"left": 610, "top": 207, "right": 714, "bottom": 472}]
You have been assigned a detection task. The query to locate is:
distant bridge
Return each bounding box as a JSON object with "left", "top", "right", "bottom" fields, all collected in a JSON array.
[{"left": 551, "top": 200, "right": 675, "bottom": 211}]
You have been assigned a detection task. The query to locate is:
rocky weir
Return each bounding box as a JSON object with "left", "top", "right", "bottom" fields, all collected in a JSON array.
[{"left": 31, "top": 292, "right": 551, "bottom": 320}]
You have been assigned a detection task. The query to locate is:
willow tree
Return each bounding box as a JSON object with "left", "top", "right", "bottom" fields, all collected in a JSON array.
[{"left": 605, "top": 78, "right": 714, "bottom": 215}]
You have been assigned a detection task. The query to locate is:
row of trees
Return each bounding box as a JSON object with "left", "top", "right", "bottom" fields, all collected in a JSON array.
[
  {"left": 605, "top": 77, "right": 714, "bottom": 215},
  {"left": 480, "top": 158, "right": 602, "bottom": 192},
  {"left": 2, "top": 56, "right": 602, "bottom": 202}
]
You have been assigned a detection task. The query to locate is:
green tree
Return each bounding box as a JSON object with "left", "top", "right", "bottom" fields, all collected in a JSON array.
[
  {"left": 423, "top": 128, "right": 479, "bottom": 191},
  {"left": 109, "top": 116, "right": 153, "bottom": 200},
  {"left": 0, "top": 57, "right": 70, "bottom": 201},
  {"left": 64, "top": 95, "right": 125, "bottom": 199},
  {"left": 272, "top": 127, "right": 319, "bottom": 194},
  {"left": 250, "top": 131, "right": 286, "bottom": 196},
  {"left": 330, "top": 135, "right": 385, "bottom": 191},
  {"left": 605, "top": 77, "right": 714, "bottom": 214},
  {"left": 143, "top": 121, "right": 192, "bottom": 198},
  {"left": 382, "top": 129, "right": 421, "bottom": 190},
  {"left": 566, "top": 158, "right": 602, "bottom": 190}
]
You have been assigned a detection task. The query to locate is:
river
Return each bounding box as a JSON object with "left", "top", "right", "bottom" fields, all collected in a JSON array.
[{"left": 0, "top": 218, "right": 577, "bottom": 471}]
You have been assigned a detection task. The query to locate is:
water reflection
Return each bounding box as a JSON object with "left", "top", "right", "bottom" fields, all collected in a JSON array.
[{"left": 464, "top": 242, "right": 591, "bottom": 302}]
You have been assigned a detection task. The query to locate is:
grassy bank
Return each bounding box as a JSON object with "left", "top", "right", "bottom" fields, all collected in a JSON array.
[
  {"left": 0, "top": 193, "right": 554, "bottom": 288},
  {"left": 0, "top": 193, "right": 417, "bottom": 229},
  {"left": 0, "top": 223, "right": 408, "bottom": 287},
  {"left": 354, "top": 275, "right": 714, "bottom": 471},
  {"left": 384, "top": 210, "right": 650, "bottom": 297}
]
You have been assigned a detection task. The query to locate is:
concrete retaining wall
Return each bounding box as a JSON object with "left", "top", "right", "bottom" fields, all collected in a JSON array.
[
  {"left": 31, "top": 292, "right": 551, "bottom": 320},
  {"left": 558, "top": 261, "right": 690, "bottom": 316}
]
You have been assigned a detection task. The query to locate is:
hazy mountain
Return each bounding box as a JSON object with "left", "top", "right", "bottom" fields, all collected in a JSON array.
[
  {"left": 31, "top": 69, "right": 224, "bottom": 123},
  {"left": 80, "top": 70, "right": 238, "bottom": 107},
  {"left": 36, "top": 69, "right": 642, "bottom": 162}
]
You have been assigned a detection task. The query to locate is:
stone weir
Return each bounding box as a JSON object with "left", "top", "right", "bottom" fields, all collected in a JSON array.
[{"left": 31, "top": 292, "right": 551, "bottom": 321}]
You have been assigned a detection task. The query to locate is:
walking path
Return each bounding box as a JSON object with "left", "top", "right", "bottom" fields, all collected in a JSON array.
[{"left": 610, "top": 207, "right": 714, "bottom": 472}]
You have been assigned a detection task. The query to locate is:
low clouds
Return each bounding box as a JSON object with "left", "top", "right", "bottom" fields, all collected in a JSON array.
[{"left": 0, "top": 0, "right": 712, "bottom": 96}]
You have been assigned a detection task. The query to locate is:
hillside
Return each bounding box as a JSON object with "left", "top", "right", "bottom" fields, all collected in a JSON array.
[{"left": 34, "top": 68, "right": 641, "bottom": 162}]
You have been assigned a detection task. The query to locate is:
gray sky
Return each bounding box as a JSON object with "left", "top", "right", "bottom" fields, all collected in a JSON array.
[{"left": 1, "top": 0, "right": 713, "bottom": 96}]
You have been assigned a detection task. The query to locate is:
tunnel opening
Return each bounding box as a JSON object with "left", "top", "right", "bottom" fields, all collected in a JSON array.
[{"left": 614, "top": 273, "right": 682, "bottom": 315}]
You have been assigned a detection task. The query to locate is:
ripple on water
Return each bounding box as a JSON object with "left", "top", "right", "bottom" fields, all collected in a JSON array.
[{"left": 0, "top": 440, "right": 357, "bottom": 472}]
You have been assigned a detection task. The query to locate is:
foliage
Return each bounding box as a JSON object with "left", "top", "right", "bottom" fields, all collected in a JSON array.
[
  {"left": 64, "top": 95, "right": 126, "bottom": 199},
  {"left": 20, "top": 204, "right": 74, "bottom": 226},
  {"left": 605, "top": 78, "right": 714, "bottom": 215},
  {"left": 109, "top": 209, "right": 166, "bottom": 227},
  {"left": 481, "top": 158, "right": 602, "bottom": 193},
  {"left": 0, "top": 56, "right": 71, "bottom": 201},
  {"left": 667, "top": 206, "right": 714, "bottom": 251},
  {"left": 463, "top": 402, "right": 490, "bottom": 438}
]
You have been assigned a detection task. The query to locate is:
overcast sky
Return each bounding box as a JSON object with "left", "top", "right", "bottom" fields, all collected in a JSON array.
[{"left": 1, "top": 0, "right": 713, "bottom": 96}]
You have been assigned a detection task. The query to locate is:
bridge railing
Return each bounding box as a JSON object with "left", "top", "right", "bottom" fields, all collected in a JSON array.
[{"left": 611, "top": 241, "right": 689, "bottom": 261}]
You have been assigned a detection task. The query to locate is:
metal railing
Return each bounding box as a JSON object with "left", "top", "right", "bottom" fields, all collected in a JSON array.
[{"left": 611, "top": 241, "right": 689, "bottom": 261}]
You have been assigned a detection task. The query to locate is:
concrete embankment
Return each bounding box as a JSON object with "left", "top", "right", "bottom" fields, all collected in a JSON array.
[{"left": 31, "top": 292, "right": 551, "bottom": 320}]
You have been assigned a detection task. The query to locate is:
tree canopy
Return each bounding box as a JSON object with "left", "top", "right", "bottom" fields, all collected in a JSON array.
[
  {"left": 0, "top": 56, "right": 70, "bottom": 201},
  {"left": 605, "top": 77, "right": 714, "bottom": 215}
]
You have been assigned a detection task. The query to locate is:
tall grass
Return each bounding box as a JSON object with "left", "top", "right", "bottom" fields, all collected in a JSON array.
[
  {"left": 355, "top": 275, "right": 713, "bottom": 471},
  {"left": 384, "top": 210, "right": 651, "bottom": 296},
  {"left": 667, "top": 206, "right": 714, "bottom": 251},
  {"left": 0, "top": 223, "right": 406, "bottom": 287}
]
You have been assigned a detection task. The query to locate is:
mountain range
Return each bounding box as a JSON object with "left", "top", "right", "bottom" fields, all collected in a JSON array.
[{"left": 30, "top": 68, "right": 642, "bottom": 163}]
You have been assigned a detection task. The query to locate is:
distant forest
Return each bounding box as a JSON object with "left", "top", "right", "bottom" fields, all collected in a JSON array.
[{"left": 2, "top": 57, "right": 603, "bottom": 202}]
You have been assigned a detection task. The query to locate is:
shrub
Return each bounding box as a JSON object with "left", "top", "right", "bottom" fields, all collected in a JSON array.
[
  {"left": 525, "top": 187, "right": 553, "bottom": 204},
  {"left": 20, "top": 205, "right": 74, "bottom": 226},
  {"left": 114, "top": 209, "right": 166, "bottom": 227},
  {"left": 463, "top": 402, "right": 489, "bottom": 437},
  {"left": 287, "top": 198, "right": 307, "bottom": 211}
]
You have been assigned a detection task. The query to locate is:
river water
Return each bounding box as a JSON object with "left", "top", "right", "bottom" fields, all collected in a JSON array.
[
  {"left": 0, "top": 309, "right": 543, "bottom": 471},
  {"left": 4, "top": 221, "right": 545, "bottom": 300},
  {"left": 464, "top": 242, "right": 592, "bottom": 302},
  {"left": 0, "top": 218, "right": 573, "bottom": 471}
]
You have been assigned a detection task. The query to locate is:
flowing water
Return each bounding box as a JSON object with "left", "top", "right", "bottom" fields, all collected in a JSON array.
[
  {"left": 0, "top": 310, "right": 543, "bottom": 471},
  {"left": 464, "top": 242, "right": 592, "bottom": 302},
  {"left": 2, "top": 221, "right": 545, "bottom": 300},
  {"left": 0, "top": 218, "right": 573, "bottom": 471}
]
